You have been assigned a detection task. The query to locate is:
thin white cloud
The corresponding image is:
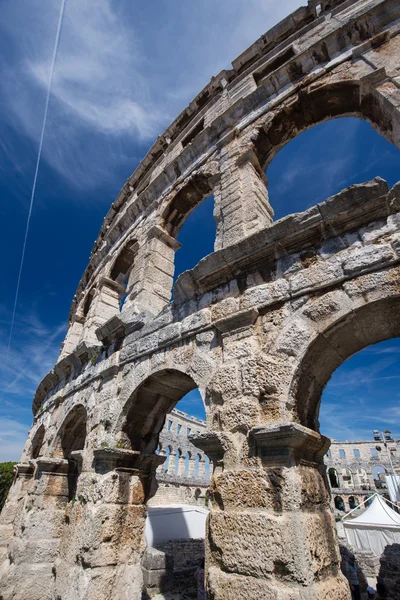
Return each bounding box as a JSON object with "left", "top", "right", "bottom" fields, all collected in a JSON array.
[
  {"left": 0, "top": 418, "right": 30, "bottom": 462},
  {"left": 0, "top": 0, "right": 304, "bottom": 189}
]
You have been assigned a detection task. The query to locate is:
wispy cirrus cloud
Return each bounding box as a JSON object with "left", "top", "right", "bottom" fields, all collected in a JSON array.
[{"left": 0, "top": 0, "right": 303, "bottom": 190}]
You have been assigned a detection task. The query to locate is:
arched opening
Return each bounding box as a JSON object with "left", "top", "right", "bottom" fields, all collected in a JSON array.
[
  {"left": 328, "top": 468, "right": 339, "bottom": 489},
  {"left": 357, "top": 468, "right": 370, "bottom": 490},
  {"left": 251, "top": 81, "right": 400, "bottom": 222},
  {"left": 174, "top": 449, "right": 182, "bottom": 476},
  {"left": 30, "top": 425, "right": 45, "bottom": 460},
  {"left": 161, "top": 174, "right": 216, "bottom": 286},
  {"left": 119, "top": 370, "right": 198, "bottom": 454},
  {"left": 184, "top": 452, "right": 191, "bottom": 478},
  {"left": 109, "top": 239, "right": 138, "bottom": 310},
  {"left": 294, "top": 296, "right": 400, "bottom": 575},
  {"left": 265, "top": 117, "right": 400, "bottom": 220},
  {"left": 293, "top": 297, "right": 400, "bottom": 431},
  {"left": 334, "top": 496, "right": 345, "bottom": 512},
  {"left": 372, "top": 465, "right": 387, "bottom": 489},
  {"left": 342, "top": 468, "right": 354, "bottom": 489},
  {"left": 54, "top": 405, "right": 87, "bottom": 501},
  {"left": 348, "top": 496, "right": 359, "bottom": 510},
  {"left": 194, "top": 454, "right": 200, "bottom": 479},
  {"left": 174, "top": 195, "right": 215, "bottom": 282},
  {"left": 82, "top": 287, "right": 95, "bottom": 317}
]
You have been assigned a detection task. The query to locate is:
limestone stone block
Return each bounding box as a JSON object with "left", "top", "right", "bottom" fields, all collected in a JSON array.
[
  {"left": 211, "top": 470, "right": 276, "bottom": 509},
  {"left": 289, "top": 260, "right": 343, "bottom": 295},
  {"left": 241, "top": 279, "right": 290, "bottom": 310},
  {"left": 181, "top": 308, "right": 211, "bottom": 335},
  {"left": 343, "top": 243, "right": 395, "bottom": 275}
]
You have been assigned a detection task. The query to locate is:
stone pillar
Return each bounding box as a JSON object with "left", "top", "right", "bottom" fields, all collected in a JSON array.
[
  {"left": 188, "top": 456, "right": 197, "bottom": 479},
  {"left": 82, "top": 278, "right": 123, "bottom": 346},
  {"left": 125, "top": 226, "right": 180, "bottom": 315},
  {"left": 156, "top": 449, "right": 167, "bottom": 475},
  {"left": 192, "top": 424, "right": 350, "bottom": 600},
  {"left": 59, "top": 316, "right": 84, "bottom": 360},
  {"left": 178, "top": 454, "right": 187, "bottom": 478},
  {"left": 214, "top": 144, "right": 273, "bottom": 251},
  {"left": 0, "top": 459, "right": 70, "bottom": 600},
  {"left": 0, "top": 464, "right": 34, "bottom": 566},
  {"left": 197, "top": 457, "right": 206, "bottom": 480},
  {"left": 53, "top": 448, "right": 164, "bottom": 600}
]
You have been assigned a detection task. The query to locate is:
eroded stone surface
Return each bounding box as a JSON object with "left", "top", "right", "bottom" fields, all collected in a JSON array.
[{"left": 1, "top": 1, "right": 400, "bottom": 598}]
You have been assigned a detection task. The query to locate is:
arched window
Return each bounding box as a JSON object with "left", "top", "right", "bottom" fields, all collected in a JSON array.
[
  {"left": 342, "top": 468, "right": 354, "bottom": 489},
  {"left": 372, "top": 465, "right": 387, "bottom": 489},
  {"left": 328, "top": 468, "right": 339, "bottom": 489},
  {"left": 348, "top": 496, "right": 359, "bottom": 510},
  {"left": 30, "top": 425, "right": 45, "bottom": 460},
  {"left": 334, "top": 496, "right": 345, "bottom": 512},
  {"left": 109, "top": 239, "right": 138, "bottom": 310},
  {"left": 54, "top": 405, "right": 87, "bottom": 500},
  {"left": 204, "top": 456, "right": 210, "bottom": 480},
  {"left": 194, "top": 454, "right": 201, "bottom": 478}
]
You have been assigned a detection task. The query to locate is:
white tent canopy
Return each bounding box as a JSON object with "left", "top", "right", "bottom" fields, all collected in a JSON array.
[{"left": 343, "top": 494, "right": 400, "bottom": 556}]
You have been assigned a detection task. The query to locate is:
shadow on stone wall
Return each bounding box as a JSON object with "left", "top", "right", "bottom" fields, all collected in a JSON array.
[
  {"left": 339, "top": 544, "right": 369, "bottom": 593},
  {"left": 377, "top": 543, "right": 400, "bottom": 599}
]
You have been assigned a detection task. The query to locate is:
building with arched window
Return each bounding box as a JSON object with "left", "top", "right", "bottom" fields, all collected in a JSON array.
[{"left": 324, "top": 438, "right": 400, "bottom": 513}]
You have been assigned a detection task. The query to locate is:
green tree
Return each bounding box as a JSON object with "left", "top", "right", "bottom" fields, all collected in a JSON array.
[{"left": 0, "top": 462, "right": 17, "bottom": 511}]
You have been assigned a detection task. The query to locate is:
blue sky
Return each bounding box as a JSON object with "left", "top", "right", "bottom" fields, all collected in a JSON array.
[{"left": 0, "top": 1, "right": 399, "bottom": 461}]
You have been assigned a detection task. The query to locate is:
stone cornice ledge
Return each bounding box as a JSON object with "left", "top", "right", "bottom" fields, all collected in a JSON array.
[
  {"left": 174, "top": 178, "right": 396, "bottom": 304},
  {"left": 251, "top": 422, "right": 330, "bottom": 466}
]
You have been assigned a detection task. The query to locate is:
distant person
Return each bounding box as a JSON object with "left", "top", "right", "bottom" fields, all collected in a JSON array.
[
  {"left": 345, "top": 555, "right": 360, "bottom": 600},
  {"left": 366, "top": 585, "right": 376, "bottom": 599},
  {"left": 194, "top": 558, "right": 205, "bottom": 600}
]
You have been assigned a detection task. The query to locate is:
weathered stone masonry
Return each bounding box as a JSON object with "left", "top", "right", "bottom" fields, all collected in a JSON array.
[{"left": 1, "top": 1, "right": 400, "bottom": 598}]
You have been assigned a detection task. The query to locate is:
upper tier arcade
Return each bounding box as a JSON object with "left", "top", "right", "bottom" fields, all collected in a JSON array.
[{"left": 56, "top": 0, "right": 400, "bottom": 366}]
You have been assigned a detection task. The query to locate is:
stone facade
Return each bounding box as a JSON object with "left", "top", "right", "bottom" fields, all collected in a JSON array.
[
  {"left": 1, "top": 1, "right": 400, "bottom": 599},
  {"left": 325, "top": 438, "right": 400, "bottom": 512}
]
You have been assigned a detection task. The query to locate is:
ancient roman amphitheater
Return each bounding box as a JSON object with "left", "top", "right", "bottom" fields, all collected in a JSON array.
[{"left": 1, "top": 0, "right": 400, "bottom": 598}]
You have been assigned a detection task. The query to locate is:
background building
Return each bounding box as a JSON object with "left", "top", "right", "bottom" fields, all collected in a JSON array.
[{"left": 324, "top": 437, "right": 400, "bottom": 512}]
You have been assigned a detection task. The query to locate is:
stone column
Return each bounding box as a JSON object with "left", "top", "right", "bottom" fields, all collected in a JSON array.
[
  {"left": 197, "top": 456, "right": 206, "bottom": 480},
  {"left": 0, "top": 459, "right": 70, "bottom": 600},
  {"left": 124, "top": 226, "right": 180, "bottom": 316},
  {"left": 0, "top": 464, "right": 34, "bottom": 566},
  {"left": 82, "top": 278, "right": 124, "bottom": 346},
  {"left": 53, "top": 448, "right": 164, "bottom": 600},
  {"left": 188, "top": 456, "right": 197, "bottom": 479},
  {"left": 192, "top": 424, "right": 350, "bottom": 599},
  {"left": 214, "top": 143, "right": 273, "bottom": 251}
]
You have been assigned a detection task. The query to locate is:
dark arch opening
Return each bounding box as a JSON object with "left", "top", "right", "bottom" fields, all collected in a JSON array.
[
  {"left": 120, "top": 369, "right": 198, "bottom": 454},
  {"left": 334, "top": 495, "right": 345, "bottom": 512},
  {"left": 109, "top": 239, "right": 139, "bottom": 310},
  {"left": 348, "top": 496, "right": 359, "bottom": 510},
  {"left": 162, "top": 174, "right": 217, "bottom": 286},
  {"left": 55, "top": 405, "right": 87, "bottom": 500},
  {"left": 163, "top": 174, "right": 213, "bottom": 239},
  {"left": 31, "top": 425, "right": 45, "bottom": 460},
  {"left": 328, "top": 468, "right": 339, "bottom": 489}
]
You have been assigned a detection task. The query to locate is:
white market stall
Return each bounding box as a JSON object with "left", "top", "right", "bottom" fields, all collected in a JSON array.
[
  {"left": 145, "top": 504, "right": 208, "bottom": 546},
  {"left": 343, "top": 494, "right": 400, "bottom": 556}
]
